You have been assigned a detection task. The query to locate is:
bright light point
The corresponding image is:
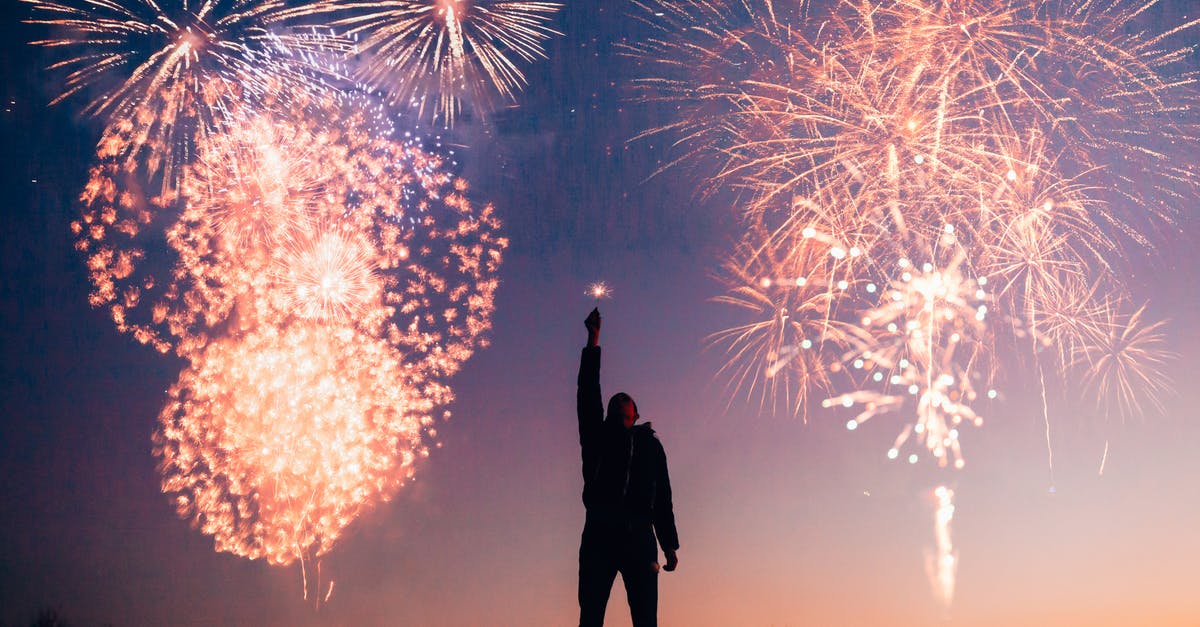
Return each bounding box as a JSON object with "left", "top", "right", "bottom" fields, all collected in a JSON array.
[
  {"left": 837, "top": 280, "right": 849, "bottom": 290},
  {"left": 914, "top": 154, "right": 925, "bottom": 164},
  {"left": 853, "top": 359, "right": 864, "bottom": 369},
  {"left": 1043, "top": 200, "right": 1054, "bottom": 211},
  {"left": 802, "top": 227, "right": 817, "bottom": 238},
  {"left": 830, "top": 247, "right": 847, "bottom": 259},
  {"left": 587, "top": 282, "right": 611, "bottom": 299},
  {"left": 899, "top": 359, "right": 909, "bottom": 368},
  {"left": 887, "top": 323, "right": 898, "bottom": 332},
  {"left": 849, "top": 246, "right": 862, "bottom": 257},
  {"left": 977, "top": 276, "right": 987, "bottom": 286},
  {"left": 950, "top": 333, "right": 960, "bottom": 342},
  {"left": 866, "top": 283, "right": 877, "bottom": 293},
  {"left": 800, "top": 339, "right": 813, "bottom": 349},
  {"left": 944, "top": 224, "right": 955, "bottom": 234},
  {"left": 908, "top": 384, "right": 919, "bottom": 395},
  {"left": 846, "top": 420, "right": 858, "bottom": 431},
  {"left": 987, "top": 389, "right": 997, "bottom": 399},
  {"left": 914, "top": 423, "right": 925, "bottom": 434},
  {"left": 842, "top": 397, "right": 854, "bottom": 408},
  {"left": 949, "top": 429, "right": 959, "bottom": 439},
  {"left": 887, "top": 448, "right": 899, "bottom": 459},
  {"left": 862, "top": 317, "right": 872, "bottom": 325},
  {"left": 898, "top": 258, "right": 910, "bottom": 268},
  {"left": 908, "top": 454, "right": 919, "bottom": 464},
  {"left": 975, "top": 289, "right": 986, "bottom": 299},
  {"left": 890, "top": 375, "right": 902, "bottom": 385},
  {"left": 978, "top": 305, "right": 988, "bottom": 314},
  {"left": 954, "top": 459, "right": 966, "bottom": 469},
  {"left": 1006, "top": 169, "right": 1017, "bottom": 181},
  {"left": 796, "top": 276, "right": 807, "bottom": 286},
  {"left": 760, "top": 277, "right": 772, "bottom": 288},
  {"left": 902, "top": 272, "right": 912, "bottom": 282},
  {"left": 922, "top": 262, "right": 933, "bottom": 272},
  {"left": 873, "top": 372, "right": 884, "bottom": 382}
]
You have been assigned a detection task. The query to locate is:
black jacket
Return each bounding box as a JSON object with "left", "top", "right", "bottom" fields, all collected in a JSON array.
[{"left": 577, "top": 346, "right": 679, "bottom": 552}]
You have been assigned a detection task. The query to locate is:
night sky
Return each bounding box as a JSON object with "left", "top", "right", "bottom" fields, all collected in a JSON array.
[{"left": 3, "top": 1, "right": 1200, "bottom": 625}]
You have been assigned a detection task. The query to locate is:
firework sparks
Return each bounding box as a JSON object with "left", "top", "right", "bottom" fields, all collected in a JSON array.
[
  {"left": 73, "top": 89, "right": 505, "bottom": 359},
  {"left": 586, "top": 281, "right": 611, "bottom": 301},
  {"left": 24, "top": 0, "right": 349, "bottom": 184},
  {"left": 823, "top": 251, "right": 991, "bottom": 469},
  {"left": 329, "top": 0, "right": 563, "bottom": 124},
  {"left": 1074, "top": 302, "right": 1176, "bottom": 422},
  {"left": 926, "top": 485, "right": 958, "bottom": 613},
  {"left": 154, "top": 322, "right": 433, "bottom": 567}
]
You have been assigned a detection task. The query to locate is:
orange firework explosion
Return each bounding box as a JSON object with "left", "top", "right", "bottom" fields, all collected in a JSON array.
[
  {"left": 75, "top": 85, "right": 506, "bottom": 584},
  {"left": 73, "top": 89, "right": 507, "bottom": 359},
  {"left": 154, "top": 322, "right": 434, "bottom": 567},
  {"left": 328, "top": 0, "right": 563, "bottom": 124}
]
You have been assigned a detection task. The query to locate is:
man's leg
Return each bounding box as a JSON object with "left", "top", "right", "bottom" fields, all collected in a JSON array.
[
  {"left": 620, "top": 559, "right": 659, "bottom": 627},
  {"left": 579, "top": 526, "right": 619, "bottom": 627},
  {"left": 621, "top": 527, "right": 660, "bottom": 627}
]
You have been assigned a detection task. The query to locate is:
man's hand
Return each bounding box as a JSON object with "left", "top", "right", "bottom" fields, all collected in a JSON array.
[
  {"left": 585, "top": 307, "right": 601, "bottom": 347},
  {"left": 663, "top": 549, "right": 678, "bottom": 572}
]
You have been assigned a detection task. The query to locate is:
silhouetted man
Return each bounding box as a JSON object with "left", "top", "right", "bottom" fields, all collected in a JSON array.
[{"left": 577, "top": 307, "right": 679, "bottom": 627}]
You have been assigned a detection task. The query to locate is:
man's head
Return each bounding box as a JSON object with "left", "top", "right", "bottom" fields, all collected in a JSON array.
[{"left": 607, "top": 392, "right": 639, "bottom": 429}]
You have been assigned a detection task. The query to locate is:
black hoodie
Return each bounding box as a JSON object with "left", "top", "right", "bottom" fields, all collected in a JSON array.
[{"left": 577, "top": 346, "right": 679, "bottom": 552}]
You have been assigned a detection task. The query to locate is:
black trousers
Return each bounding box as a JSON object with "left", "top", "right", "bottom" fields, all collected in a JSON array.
[{"left": 578, "top": 518, "right": 659, "bottom": 627}]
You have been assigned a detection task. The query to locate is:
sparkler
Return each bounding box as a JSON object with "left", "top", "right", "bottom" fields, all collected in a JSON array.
[
  {"left": 587, "top": 281, "right": 611, "bottom": 301},
  {"left": 328, "top": 0, "right": 563, "bottom": 125}
]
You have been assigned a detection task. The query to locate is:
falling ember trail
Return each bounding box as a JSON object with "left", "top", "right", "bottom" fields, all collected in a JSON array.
[{"left": 926, "top": 486, "right": 957, "bottom": 614}]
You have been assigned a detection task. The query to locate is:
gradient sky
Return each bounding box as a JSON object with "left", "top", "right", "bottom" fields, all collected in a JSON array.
[{"left": 3, "top": 1, "right": 1200, "bottom": 626}]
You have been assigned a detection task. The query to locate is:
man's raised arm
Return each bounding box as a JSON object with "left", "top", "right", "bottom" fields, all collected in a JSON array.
[{"left": 577, "top": 308, "right": 604, "bottom": 456}]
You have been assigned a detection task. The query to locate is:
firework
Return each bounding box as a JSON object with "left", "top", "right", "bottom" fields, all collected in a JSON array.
[
  {"left": 73, "top": 89, "right": 507, "bottom": 359},
  {"left": 640, "top": 0, "right": 1189, "bottom": 428},
  {"left": 328, "top": 0, "right": 563, "bottom": 125},
  {"left": 1073, "top": 302, "right": 1175, "bottom": 421},
  {"left": 24, "top": 0, "right": 349, "bottom": 184},
  {"left": 925, "top": 485, "right": 957, "bottom": 612},
  {"left": 630, "top": 0, "right": 1200, "bottom": 223},
  {"left": 823, "top": 249, "right": 991, "bottom": 469},
  {"left": 154, "top": 322, "right": 433, "bottom": 568},
  {"left": 641, "top": 0, "right": 1190, "bottom": 610}
]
